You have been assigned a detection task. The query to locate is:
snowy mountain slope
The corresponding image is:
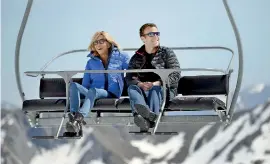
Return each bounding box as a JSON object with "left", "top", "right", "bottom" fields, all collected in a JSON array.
[
  {"left": 1, "top": 83, "right": 270, "bottom": 164},
  {"left": 1, "top": 110, "right": 39, "bottom": 164},
  {"left": 23, "top": 99, "right": 270, "bottom": 164},
  {"left": 235, "top": 83, "right": 270, "bottom": 111},
  {"left": 181, "top": 100, "right": 270, "bottom": 164},
  {"left": 127, "top": 100, "right": 270, "bottom": 164}
]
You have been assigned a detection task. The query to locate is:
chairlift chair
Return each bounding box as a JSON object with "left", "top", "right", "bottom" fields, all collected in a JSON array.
[{"left": 15, "top": 0, "right": 243, "bottom": 139}]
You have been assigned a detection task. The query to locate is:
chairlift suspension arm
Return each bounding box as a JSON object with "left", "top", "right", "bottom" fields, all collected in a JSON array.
[
  {"left": 151, "top": 70, "right": 172, "bottom": 135},
  {"left": 55, "top": 72, "right": 76, "bottom": 138}
]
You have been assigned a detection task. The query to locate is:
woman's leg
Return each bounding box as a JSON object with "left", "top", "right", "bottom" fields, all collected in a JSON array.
[
  {"left": 66, "top": 87, "right": 111, "bottom": 133},
  {"left": 66, "top": 82, "right": 88, "bottom": 133},
  {"left": 69, "top": 82, "right": 88, "bottom": 113},
  {"left": 79, "top": 88, "right": 111, "bottom": 117}
]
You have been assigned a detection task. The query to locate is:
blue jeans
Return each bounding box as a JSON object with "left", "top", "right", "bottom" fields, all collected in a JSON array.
[
  {"left": 69, "top": 82, "right": 113, "bottom": 117},
  {"left": 127, "top": 85, "right": 163, "bottom": 115}
]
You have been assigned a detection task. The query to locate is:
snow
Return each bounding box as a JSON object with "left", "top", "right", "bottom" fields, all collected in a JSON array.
[
  {"left": 126, "top": 158, "right": 145, "bottom": 164},
  {"left": 27, "top": 141, "right": 33, "bottom": 148},
  {"left": 236, "top": 96, "right": 245, "bottom": 109},
  {"left": 231, "top": 122, "right": 270, "bottom": 163},
  {"left": 1, "top": 130, "right": 6, "bottom": 145},
  {"left": 1, "top": 115, "right": 12, "bottom": 146},
  {"left": 188, "top": 124, "right": 214, "bottom": 155},
  {"left": 88, "top": 159, "right": 106, "bottom": 164},
  {"left": 181, "top": 100, "right": 270, "bottom": 164},
  {"left": 129, "top": 132, "right": 185, "bottom": 164},
  {"left": 29, "top": 128, "right": 94, "bottom": 164},
  {"left": 249, "top": 83, "right": 265, "bottom": 94}
]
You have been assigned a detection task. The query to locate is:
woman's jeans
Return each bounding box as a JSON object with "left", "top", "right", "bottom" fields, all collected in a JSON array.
[
  {"left": 69, "top": 82, "right": 113, "bottom": 117},
  {"left": 127, "top": 85, "right": 164, "bottom": 115}
]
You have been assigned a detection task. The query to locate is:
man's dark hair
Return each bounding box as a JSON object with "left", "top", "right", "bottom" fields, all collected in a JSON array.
[{"left": 139, "top": 23, "right": 158, "bottom": 36}]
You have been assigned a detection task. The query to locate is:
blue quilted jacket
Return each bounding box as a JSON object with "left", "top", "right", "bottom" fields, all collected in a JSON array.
[{"left": 82, "top": 47, "right": 130, "bottom": 98}]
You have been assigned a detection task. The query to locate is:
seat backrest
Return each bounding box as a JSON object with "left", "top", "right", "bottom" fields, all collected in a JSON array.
[
  {"left": 39, "top": 77, "right": 129, "bottom": 98},
  {"left": 39, "top": 74, "right": 229, "bottom": 98},
  {"left": 177, "top": 74, "right": 229, "bottom": 95}
]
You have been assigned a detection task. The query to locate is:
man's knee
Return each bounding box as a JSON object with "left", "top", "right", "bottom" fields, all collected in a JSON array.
[
  {"left": 150, "top": 86, "right": 162, "bottom": 93},
  {"left": 128, "top": 85, "right": 141, "bottom": 94}
]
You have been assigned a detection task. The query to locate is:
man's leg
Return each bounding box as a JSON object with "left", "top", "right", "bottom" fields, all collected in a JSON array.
[
  {"left": 147, "top": 86, "right": 163, "bottom": 115},
  {"left": 127, "top": 85, "right": 148, "bottom": 115},
  {"left": 128, "top": 85, "right": 150, "bottom": 131},
  {"left": 133, "top": 86, "right": 162, "bottom": 122}
]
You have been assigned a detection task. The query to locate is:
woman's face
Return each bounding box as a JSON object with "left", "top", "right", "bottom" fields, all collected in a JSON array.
[{"left": 93, "top": 35, "right": 110, "bottom": 56}]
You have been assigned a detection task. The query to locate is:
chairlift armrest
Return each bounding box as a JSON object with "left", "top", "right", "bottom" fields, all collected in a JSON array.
[{"left": 24, "top": 68, "right": 226, "bottom": 77}]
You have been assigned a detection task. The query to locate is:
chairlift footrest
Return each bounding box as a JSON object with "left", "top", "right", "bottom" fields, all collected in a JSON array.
[
  {"left": 129, "top": 131, "right": 179, "bottom": 135},
  {"left": 32, "top": 131, "right": 82, "bottom": 140},
  {"left": 31, "top": 135, "right": 82, "bottom": 140}
]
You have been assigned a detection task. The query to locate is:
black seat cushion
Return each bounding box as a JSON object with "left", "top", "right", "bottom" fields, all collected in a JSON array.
[
  {"left": 166, "top": 97, "right": 226, "bottom": 111},
  {"left": 23, "top": 96, "right": 226, "bottom": 113}
]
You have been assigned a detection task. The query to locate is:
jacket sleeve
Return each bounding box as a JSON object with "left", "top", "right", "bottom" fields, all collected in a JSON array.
[
  {"left": 82, "top": 60, "right": 92, "bottom": 89},
  {"left": 125, "top": 55, "right": 140, "bottom": 86},
  {"left": 121, "top": 52, "right": 130, "bottom": 70},
  {"left": 164, "top": 48, "right": 181, "bottom": 88}
]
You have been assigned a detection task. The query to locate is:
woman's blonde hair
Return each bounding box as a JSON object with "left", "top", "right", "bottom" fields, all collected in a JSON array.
[{"left": 87, "top": 31, "right": 120, "bottom": 56}]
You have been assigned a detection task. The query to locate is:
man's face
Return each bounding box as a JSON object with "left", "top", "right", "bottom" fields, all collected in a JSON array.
[{"left": 140, "top": 26, "right": 160, "bottom": 49}]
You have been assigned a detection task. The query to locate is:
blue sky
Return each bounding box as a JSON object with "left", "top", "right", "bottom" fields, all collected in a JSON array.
[{"left": 1, "top": 0, "right": 270, "bottom": 107}]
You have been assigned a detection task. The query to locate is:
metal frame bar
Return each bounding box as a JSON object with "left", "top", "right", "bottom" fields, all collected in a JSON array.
[
  {"left": 35, "top": 115, "right": 221, "bottom": 128},
  {"left": 54, "top": 72, "right": 76, "bottom": 138},
  {"left": 222, "top": 0, "right": 244, "bottom": 122},
  {"left": 25, "top": 46, "right": 234, "bottom": 78}
]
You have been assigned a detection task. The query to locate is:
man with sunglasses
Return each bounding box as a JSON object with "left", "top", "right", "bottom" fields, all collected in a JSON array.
[{"left": 126, "top": 23, "right": 181, "bottom": 132}]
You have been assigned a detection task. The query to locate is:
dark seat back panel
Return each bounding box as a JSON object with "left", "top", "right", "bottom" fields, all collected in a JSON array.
[
  {"left": 39, "top": 78, "right": 129, "bottom": 98},
  {"left": 177, "top": 75, "right": 229, "bottom": 95},
  {"left": 39, "top": 78, "right": 82, "bottom": 98},
  {"left": 39, "top": 74, "right": 229, "bottom": 99},
  {"left": 23, "top": 99, "right": 67, "bottom": 111}
]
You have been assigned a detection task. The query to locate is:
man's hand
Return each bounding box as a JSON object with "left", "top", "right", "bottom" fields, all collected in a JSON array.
[
  {"left": 152, "top": 81, "right": 161, "bottom": 86},
  {"left": 137, "top": 82, "right": 153, "bottom": 91}
]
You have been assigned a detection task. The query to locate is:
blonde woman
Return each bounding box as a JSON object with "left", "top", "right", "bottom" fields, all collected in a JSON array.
[{"left": 66, "top": 31, "right": 130, "bottom": 134}]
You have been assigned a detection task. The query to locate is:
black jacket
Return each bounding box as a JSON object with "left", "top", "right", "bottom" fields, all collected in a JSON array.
[{"left": 125, "top": 45, "right": 181, "bottom": 98}]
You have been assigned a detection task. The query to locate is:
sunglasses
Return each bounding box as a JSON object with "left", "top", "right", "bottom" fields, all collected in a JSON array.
[
  {"left": 143, "top": 32, "right": 160, "bottom": 37},
  {"left": 93, "top": 39, "right": 106, "bottom": 45}
]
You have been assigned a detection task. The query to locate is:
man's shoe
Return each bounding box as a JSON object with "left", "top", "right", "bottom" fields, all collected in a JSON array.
[
  {"left": 149, "top": 121, "right": 156, "bottom": 128},
  {"left": 134, "top": 104, "right": 158, "bottom": 122},
  {"left": 134, "top": 114, "right": 150, "bottom": 132}
]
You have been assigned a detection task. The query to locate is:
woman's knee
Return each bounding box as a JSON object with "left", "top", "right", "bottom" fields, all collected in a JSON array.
[
  {"left": 87, "top": 88, "right": 97, "bottom": 98},
  {"left": 69, "top": 82, "right": 79, "bottom": 92}
]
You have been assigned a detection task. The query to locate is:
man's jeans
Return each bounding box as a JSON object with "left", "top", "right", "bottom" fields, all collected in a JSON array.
[
  {"left": 127, "top": 85, "right": 163, "bottom": 115},
  {"left": 69, "top": 82, "right": 113, "bottom": 117}
]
